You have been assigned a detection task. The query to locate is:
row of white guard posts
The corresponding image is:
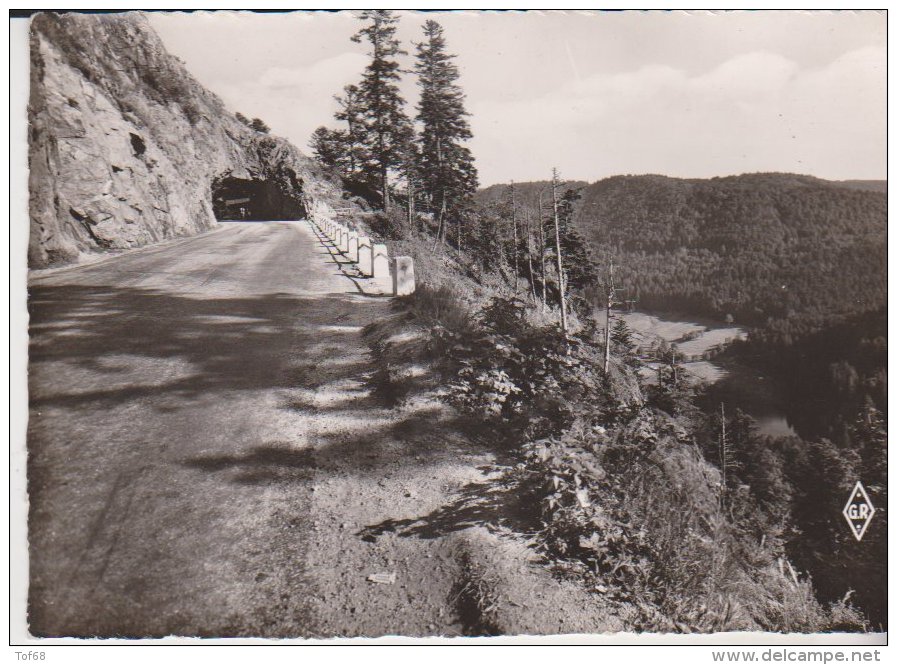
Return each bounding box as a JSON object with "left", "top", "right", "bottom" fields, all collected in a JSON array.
[{"left": 311, "top": 218, "right": 416, "bottom": 296}]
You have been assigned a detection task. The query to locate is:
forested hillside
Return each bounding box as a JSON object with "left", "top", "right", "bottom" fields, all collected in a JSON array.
[
  {"left": 307, "top": 9, "right": 885, "bottom": 631},
  {"left": 475, "top": 174, "right": 887, "bottom": 628},
  {"left": 478, "top": 173, "right": 886, "bottom": 340},
  {"left": 834, "top": 180, "right": 887, "bottom": 193}
]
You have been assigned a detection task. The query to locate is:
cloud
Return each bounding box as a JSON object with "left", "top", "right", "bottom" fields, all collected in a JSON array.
[
  {"left": 149, "top": 11, "right": 885, "bottom": 186},
  {"left": 258, "top": 52, "right": 368, "bottom": 93},
  {"left": 470, "top": 46, "right": 885, "bottom": 184},
  {"left": 690, "top": 51, "right": 799, "bottom": 95},
  {"left": 204, "top": 51, "right": 369, "bottom": 153}
]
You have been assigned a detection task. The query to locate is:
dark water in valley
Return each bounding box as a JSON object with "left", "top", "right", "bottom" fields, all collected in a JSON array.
[{"left": 699, "top": 360, "right": 798, "bottom": 438}]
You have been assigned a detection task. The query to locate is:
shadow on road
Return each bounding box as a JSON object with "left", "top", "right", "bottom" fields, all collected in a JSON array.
[
  {"left": 26, "top": 261, "right": 520, "bottom": 638},
  {"left": 182, "top": 444, "right": 318, "bottom": 486},
  {"left": 358, "top": 475, "right": 542, "bottom": 542},
  {"left": 29, "top": 281, "right": 491, "bottom": 481},
  {"left": 28, "top": 283, "right": 381, "bottom": 411}
]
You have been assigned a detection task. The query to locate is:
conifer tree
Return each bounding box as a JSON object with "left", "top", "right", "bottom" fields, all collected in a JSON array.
[
  {"left": 611, "top": 317, "right": 635, "bottom": 351},
  {"left": 333, "top": 84, "right": 366, "bottom": 177},
  {"left": 556, "top": 188, "right": 597, "bottom": 293},
  {"left": 351, "top": 10, "right": 414, "bottom": 211},
  {"left": 414, "top": 19, "right": 478, "bottom": 242},
  {"left": 249, "top": 117, "right": 270, "bottom": 133},
  {"left": 400, "top": 142, "right": 422, "bottom": 233},
  {"left": 309, "top": 126, "right": 348, "bottom": 171}
]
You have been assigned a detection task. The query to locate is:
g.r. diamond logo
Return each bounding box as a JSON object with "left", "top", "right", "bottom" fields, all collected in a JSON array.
[{"left": 842, "top": 481, "right": 875, "bottom": 541}]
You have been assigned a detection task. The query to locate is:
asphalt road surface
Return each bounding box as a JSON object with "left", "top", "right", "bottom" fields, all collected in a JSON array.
[
  {"left": 27, "top": 221, "right": 400, "bottom": 637},
  {"left": 27, "top": 220, "right": 631, "bottom": 639}
]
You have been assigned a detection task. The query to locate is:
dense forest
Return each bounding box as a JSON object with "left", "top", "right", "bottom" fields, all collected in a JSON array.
[
  {"left": 478, "top": 173, "right": 886, "bottom": 338},
  {"left": 478, "top": 172, "right": 887, "bottom": 450}
]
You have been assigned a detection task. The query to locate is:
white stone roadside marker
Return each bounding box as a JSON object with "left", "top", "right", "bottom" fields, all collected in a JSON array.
[
  {"left": 347, "top": 232, "right": 359, "bottom": 262},
  {"left": 391, "top": 256, "right": 415, "bottom": 296},
  {"left": 357, "top": 237, "right": 373, "bottom": 276}
]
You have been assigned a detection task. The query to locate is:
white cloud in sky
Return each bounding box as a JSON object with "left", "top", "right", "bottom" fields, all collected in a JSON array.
[
  {"left": 148, "top": 10, "right": 885, "bottom": 186},
  {"left": 470, "top": 45, "right": 884, "bottom": 185},
  {"left": 258, "top": 53, "right": 367, "bottom": 92},
  {"left": 209, "top": 53, "right": 368, "bottom": 154}
]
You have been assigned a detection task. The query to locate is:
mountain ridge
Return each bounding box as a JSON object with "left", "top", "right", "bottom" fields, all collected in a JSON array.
[
  {"left": 478, "top": 172, "right": 886, "bottom": 198},
  {"left": 477, "top": 172, "right": 886, "bottom": 333}
]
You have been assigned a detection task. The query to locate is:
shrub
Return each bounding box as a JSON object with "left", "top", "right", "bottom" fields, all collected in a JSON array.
[
  {"left": 364, "top": 208, "right": 409, "bottom": 240},
  {"left": 508, "top": 411, "right": 867, "bottom": 632},
  {"left": 443, "top": 296, "right": 623, "bottom": 438},
  {"left": 404, "top": 282, "right": 473, "bottom": 333}
]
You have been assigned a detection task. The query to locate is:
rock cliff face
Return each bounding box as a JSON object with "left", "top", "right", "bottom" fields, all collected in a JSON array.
[{"left": 28, "top": 11, "right": 343, "bottom": 267}]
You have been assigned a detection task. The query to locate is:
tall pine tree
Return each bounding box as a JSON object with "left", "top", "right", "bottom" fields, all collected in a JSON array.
[
  {"left": 556, "top": 187, "right": 597, "bottom": 293},
  {"left": 414, "top": 19, "right": 478, "bottom": 242},
  {"left": 351, "top": 10, "right": 414, "bottom": 212},
  {"left": 333, "top": 84, "right": 366, "bottom": 178}
]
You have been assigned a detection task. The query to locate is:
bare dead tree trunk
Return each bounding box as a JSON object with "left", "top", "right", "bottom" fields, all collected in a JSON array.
[
  {"left": 525, "top": 211, "right": 538, "bottom": 303},
  {"left": 432, "top": 196, "right": 447, "bottom": 252},
  {"left": 604, "top": 263, "right": 615, "bottom": 374},
  {"left": 381, "top": 165, "right": 390, "bottom": 213},
  {"left": 440, "top": 194, "right": 448, "bottom": 246},
  {"left": 551, "top": 169, "right": 569, "bottom": 338},
  {"left": 457, "top": 213, "right": 463, "bottom": 254},
  {"left": 407, "top": 177, "right": 414, "bottom": 234},
  {"left": 537, "top": 192, "right": 547, "bottom": 312},
  {"left": 719, "top": 402, "right": 728, "bottom": 511},
  {"left": 604, "top": 310, "right": 612, "bottom": 373},
  {"left": 432, "top": 216, "right": 442, "bottom": 251},
  {"left": 511, "top": 183, "right": 519, "bottom": 294}
]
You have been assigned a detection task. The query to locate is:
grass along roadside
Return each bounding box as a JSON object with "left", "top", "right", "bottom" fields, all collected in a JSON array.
[{"left": 361, "top": 278, "right": 870, "bottom": 634}]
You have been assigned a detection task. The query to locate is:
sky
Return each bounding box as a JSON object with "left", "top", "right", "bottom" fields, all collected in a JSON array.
[{"left": 148, "top": 10, "right": 886, "bottom": 186}]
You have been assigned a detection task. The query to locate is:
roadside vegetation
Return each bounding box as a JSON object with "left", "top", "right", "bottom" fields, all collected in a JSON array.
[{"left": 309, "top": 10, "right": 883, "bottom": 631}]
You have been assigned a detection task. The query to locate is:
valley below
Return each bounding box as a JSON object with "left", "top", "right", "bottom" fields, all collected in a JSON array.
[{"left": 621, "top": 310, "right": 796, "bottom": 437}]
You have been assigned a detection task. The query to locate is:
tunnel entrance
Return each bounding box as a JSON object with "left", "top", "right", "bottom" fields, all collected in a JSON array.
[{"left": 211, "top": 176, "right": 307, "bottom": 221}]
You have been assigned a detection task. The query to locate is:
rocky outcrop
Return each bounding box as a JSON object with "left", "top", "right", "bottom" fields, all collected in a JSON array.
[{"left": 28, "top": 11, "right": 345, "bottom": 267}]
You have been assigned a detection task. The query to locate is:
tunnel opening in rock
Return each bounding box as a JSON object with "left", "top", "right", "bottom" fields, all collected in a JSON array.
[{"left": 211, "top": 175, "right": 306, "bottom": 221}]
